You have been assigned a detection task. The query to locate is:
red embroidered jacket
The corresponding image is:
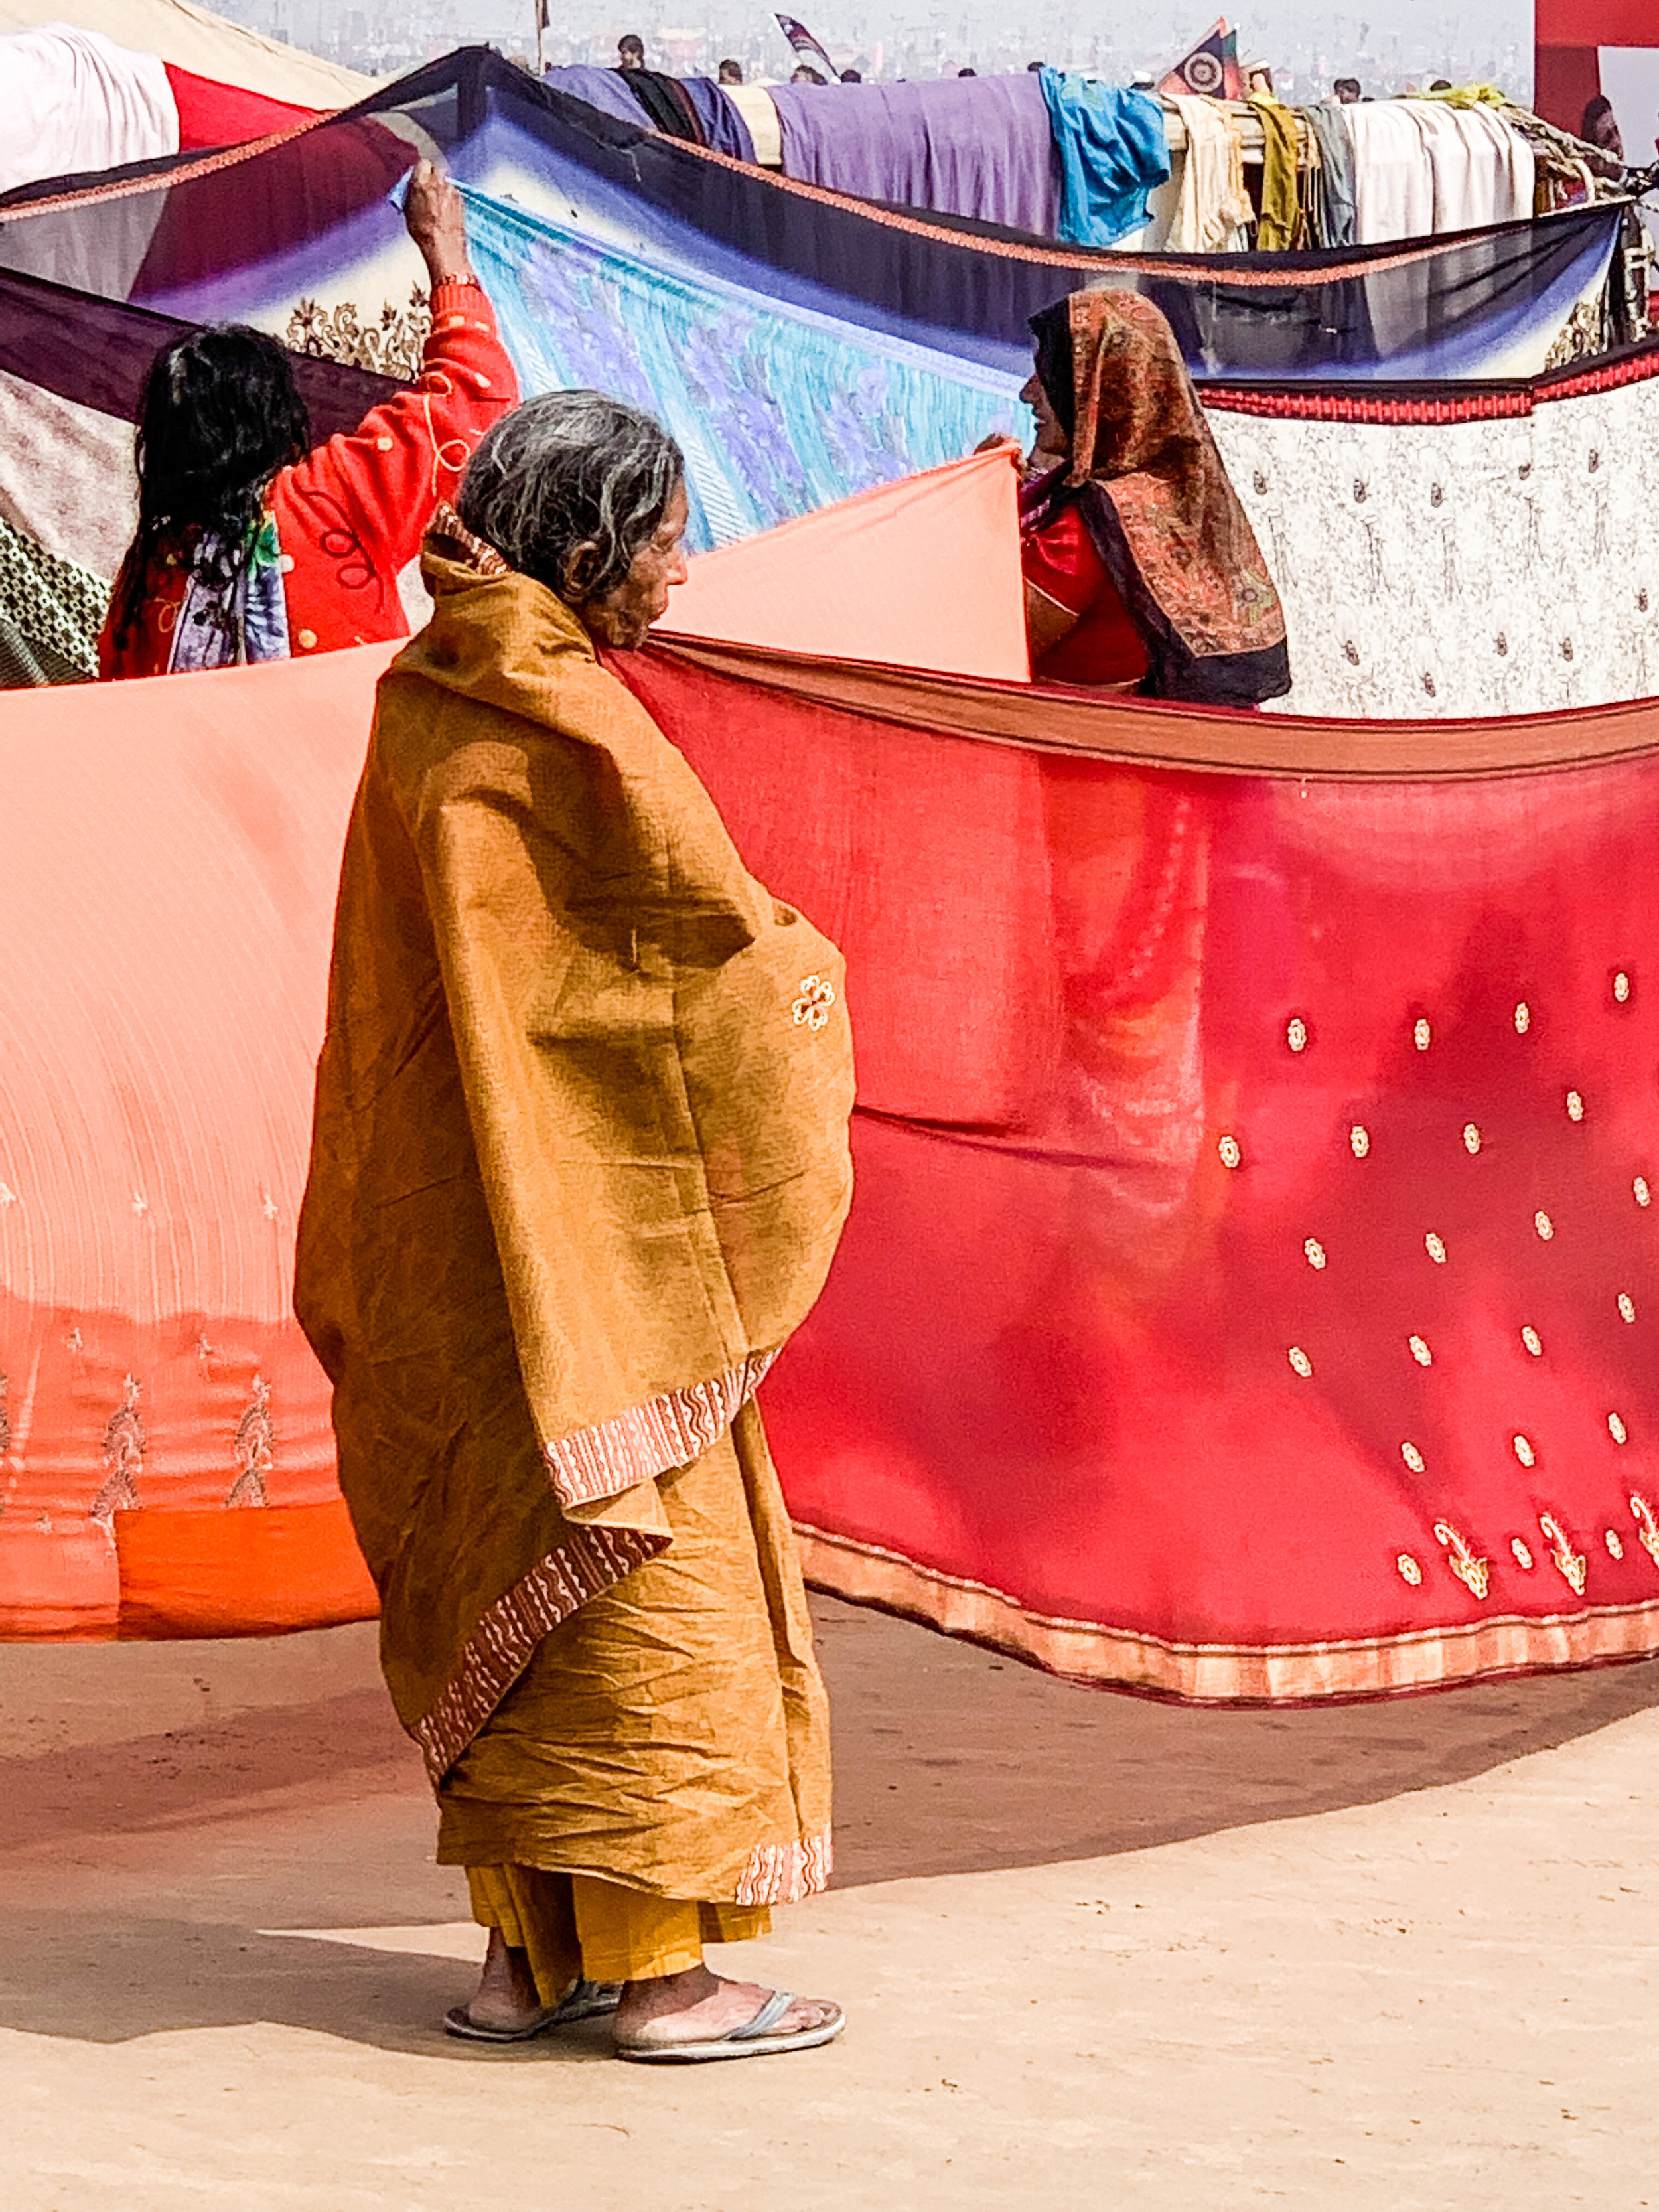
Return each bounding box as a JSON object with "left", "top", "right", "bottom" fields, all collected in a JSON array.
[{"left": 99, "top": 280, "right": 518, "bottom": 678}]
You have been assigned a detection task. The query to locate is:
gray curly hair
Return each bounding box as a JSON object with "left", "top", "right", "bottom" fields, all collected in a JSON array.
[{"left": 455, "top": 390, "right": 685, "bottom": 603}]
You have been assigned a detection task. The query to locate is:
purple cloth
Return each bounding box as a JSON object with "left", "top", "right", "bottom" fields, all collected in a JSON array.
[
  {"left": 541, "top": 64, "right": 654, "bottom": 131},
  {"left": 681, "top": 78, "right": 757, "bottom": 164},
  {"left": 766, "top": 73, "right": 1060, "bottom": 237}
]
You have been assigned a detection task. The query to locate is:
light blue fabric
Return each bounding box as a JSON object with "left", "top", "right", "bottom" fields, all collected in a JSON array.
[
  {"left": 1037, "top": 72, "right": 1170, "bottom": 248},
  {"left": 458, "top": 183, "right": 1025, "bottom": 552}
]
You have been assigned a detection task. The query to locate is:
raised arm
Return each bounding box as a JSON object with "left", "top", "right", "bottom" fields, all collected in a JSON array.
[{"left": 275, "top": 162, "right": 520, "bottom": 645}]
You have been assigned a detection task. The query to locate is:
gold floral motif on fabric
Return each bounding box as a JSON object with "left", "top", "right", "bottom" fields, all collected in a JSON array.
[
  {"left": 1434, "top": 1521, "right": 1490, "bottom": 1599},
  {"left": 90, "top": 1375, "right": 145, "bottom": 1535},
  {"left": 1632, "top": 1495, "right": 1659, "bottom": 1567},
  {"left": 1539, "top": 1512, "right": 1587, "bottom": 1595},
  {"left": 285, "top": 287, "right": 432, "bottom": 379},
  {"left": 791, "top": 974, "right": 837, "bottom": 1032},
  {"left": 226, "top": 1375, "right": 273, "bottom": 1508},
  {"left": 1396, "top": 1553, "right": 1423, "bottom": 1587},
  {"left": 1541, "top": 298, "right": 1607, "bottom": 371}
]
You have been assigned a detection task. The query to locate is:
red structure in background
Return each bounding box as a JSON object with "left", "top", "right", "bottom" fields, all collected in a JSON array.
[{"left": 1534, "top": 0, "right": 1654, "bottom": 136}]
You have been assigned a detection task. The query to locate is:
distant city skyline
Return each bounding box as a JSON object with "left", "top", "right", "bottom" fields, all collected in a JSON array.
[{"left": 214, "top": 2, "right": 1534, "bottom": 100}]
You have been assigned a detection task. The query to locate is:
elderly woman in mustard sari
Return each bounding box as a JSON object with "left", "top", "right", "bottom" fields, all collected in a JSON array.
[{"left": 295, "top": 392, "right": 854, "bottom": 2063}]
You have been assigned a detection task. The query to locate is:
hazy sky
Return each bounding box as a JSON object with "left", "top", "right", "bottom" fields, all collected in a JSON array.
[{"left": 224, "top": 2, "right": 1536, "bottom": 96}]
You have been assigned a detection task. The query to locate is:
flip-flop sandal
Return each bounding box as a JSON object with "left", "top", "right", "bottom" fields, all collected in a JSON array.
[
  {"left": 614, "top": 1988, "right": 845, "bottom": 2064},
  {"left": 443, "top": 1976, "right": 623, "bottom": 2043}
]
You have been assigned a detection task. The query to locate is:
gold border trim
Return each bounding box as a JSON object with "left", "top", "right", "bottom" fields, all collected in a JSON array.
[
  {"left": 735, "top": 1827, "right": 833, "bottom": 1905},
  {"left": 415, "top": 1522, "right": 665, "bottom": 1781},
  {"left": 796, "top": 1524, "right": 1659, "bottom": 1702},
  {"left": 543, "top": 1350, "right": 777, "bottom": 1510}
]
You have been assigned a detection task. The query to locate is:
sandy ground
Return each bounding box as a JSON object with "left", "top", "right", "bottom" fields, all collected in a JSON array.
[{"left": 2, "top": 1598, "right": 1656, "bottom": 2210}]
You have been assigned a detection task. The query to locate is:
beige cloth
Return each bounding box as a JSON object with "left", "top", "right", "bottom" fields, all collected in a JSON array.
[
  {"left": 724, "top": 79, "right": 782, "bottom": 165},
  {"left": 1167, "top": 96, "right": 1253, "bottom": 252}
]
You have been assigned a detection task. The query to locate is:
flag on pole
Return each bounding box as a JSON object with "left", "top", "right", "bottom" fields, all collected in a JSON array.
[
  {"left": 1158, "top": 17, "right": 1245, "bottom": 100},
  {"left": 775, "top": 13, "right": 839, "bottom": 82}
]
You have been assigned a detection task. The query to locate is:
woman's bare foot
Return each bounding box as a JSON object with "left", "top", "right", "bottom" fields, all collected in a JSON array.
[
  {"left": 613, "top": 1962, "right": 839, "bottom": 2049},
  {"left": 459, "top": 1927, "right": 551, "bottom": 2033}
]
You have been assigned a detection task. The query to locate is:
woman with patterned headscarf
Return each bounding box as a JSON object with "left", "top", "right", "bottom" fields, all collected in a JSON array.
[{"left": 1017, "top": 289, "right": 1290, "bottom": 706}]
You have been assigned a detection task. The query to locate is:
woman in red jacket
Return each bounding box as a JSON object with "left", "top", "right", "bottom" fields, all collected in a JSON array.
[{"left": 99, "top": 160, "right": 516, "bottom": 678}]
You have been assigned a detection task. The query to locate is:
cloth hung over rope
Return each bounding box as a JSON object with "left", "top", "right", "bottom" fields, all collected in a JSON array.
[
  {"left": 624, "top": 67, "right": 705, "bottom": 143},
  {"left": 1037, "top": 71, "right": 1171, "bottom": 248},
  {"left": 767, "top": 73, "right": 1059, "bottom": 238},
  {"left": 1344, "top": 100, "right": 1535, "bottom": 246},
  {"left": 539, "top": 62, "right": 654, "bottom": 131},
  {"left": 1166, "top": 96, "right": 1252, "bottom": 254},
  {"left": 0, "top": 50, "right": 1617, "bottom": 393},
  {"left": 6, "top": 464, "right": 1659, "bottom": 1698},
  {"left": 680, "top": 77, "right": 755, "bottom": 165},
  {"left": 3, "top": 243, "right": 1654, "bottom": 724},
  {"left": 0, "top": 460, "right": 1021, "bottom": 1639},
  {"left": 1248, "top": 97, "right": 1301, "bottom": 250},
  {"left": 0, "top": 22, "right": 178, "bottom": 197},
  {"left": 1305, "top": 100, "right": 1357, "bottom": 248}
]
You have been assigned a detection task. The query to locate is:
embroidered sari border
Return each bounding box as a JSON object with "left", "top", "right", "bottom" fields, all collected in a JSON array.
[
  {"left": 796, "top": 1524, "right": 1659, "bottom": 1704},
  {"left": 735, "top": 1827, "right": 833, "bottom": 1905},
  {"left": 413, "top": 1521, "right": 666, "bottom": 1782},
  {"left": 543, "top": 1350, "right": 778, "bottom": 1509}
]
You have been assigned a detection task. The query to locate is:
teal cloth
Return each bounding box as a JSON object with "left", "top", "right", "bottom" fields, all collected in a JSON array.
[{"left": 1038, "top": 72, "right": 1170, "bottom": 248}]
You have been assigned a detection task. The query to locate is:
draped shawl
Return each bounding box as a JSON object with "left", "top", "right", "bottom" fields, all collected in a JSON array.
[
  {"left": 1027, "top": 289, "right": 1291, "bottom": 708},
  {"left": 294, "top": 515, "right": 855, "bottom": 1783}
]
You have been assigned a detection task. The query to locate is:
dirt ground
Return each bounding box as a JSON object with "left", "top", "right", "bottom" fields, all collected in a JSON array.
[{"left": 3, "top": 1598, "right": 1655, "bottom": 2210}]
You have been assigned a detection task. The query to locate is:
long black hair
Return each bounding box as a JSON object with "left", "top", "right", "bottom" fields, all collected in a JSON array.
[{"left": 110, "top": 325, "right": 311, "bottom": 654}]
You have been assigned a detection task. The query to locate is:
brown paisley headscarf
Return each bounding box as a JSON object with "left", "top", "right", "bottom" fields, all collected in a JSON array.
[{"left": 1028, "top": 288, "right": 1289, "bottom": 700}]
